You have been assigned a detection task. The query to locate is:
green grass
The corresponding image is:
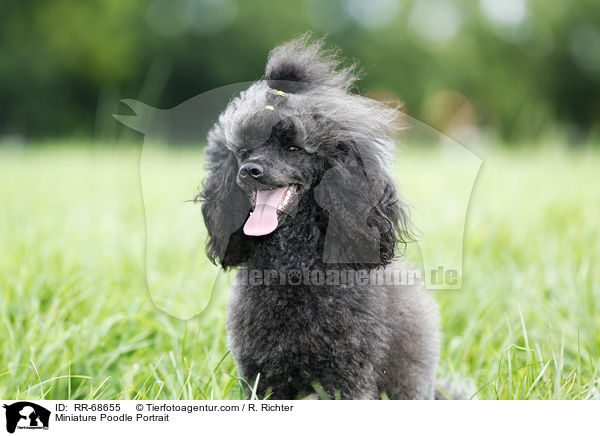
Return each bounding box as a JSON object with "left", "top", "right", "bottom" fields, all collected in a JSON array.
[{"left": 0, "top": 142, "right": 599, "bottom": 399}]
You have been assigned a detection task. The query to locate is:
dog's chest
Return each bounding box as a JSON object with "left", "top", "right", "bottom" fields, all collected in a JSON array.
[{"left": 228, "top": 282, "right": 376, "bottom": 361}]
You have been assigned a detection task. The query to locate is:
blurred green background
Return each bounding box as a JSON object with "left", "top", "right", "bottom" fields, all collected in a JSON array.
[{"left": 1, "top": 0, "right": 600, "bottom": 142}]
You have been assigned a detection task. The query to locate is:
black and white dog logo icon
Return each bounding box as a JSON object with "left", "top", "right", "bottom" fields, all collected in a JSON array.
[{"left": 3, "top": 402, "right": 50, "bottom": 433}]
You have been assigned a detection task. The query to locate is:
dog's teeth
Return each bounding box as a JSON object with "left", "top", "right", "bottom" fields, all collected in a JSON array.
[{"left": 278, "top": 186, "right": 296, "bottom": 212}]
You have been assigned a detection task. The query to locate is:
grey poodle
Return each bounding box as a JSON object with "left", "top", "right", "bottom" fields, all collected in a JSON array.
[{"left": 201, "top": 35, "right": 441, "bottom": 399}]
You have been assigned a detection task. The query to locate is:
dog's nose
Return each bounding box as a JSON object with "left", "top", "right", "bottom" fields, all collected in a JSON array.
[{"left": 239, "top": 162, "right": 264, "bottom": 180}]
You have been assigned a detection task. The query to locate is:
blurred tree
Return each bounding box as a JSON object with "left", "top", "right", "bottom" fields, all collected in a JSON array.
[{"left": 0, "top": 0, "right": 598, "bottom": 142}]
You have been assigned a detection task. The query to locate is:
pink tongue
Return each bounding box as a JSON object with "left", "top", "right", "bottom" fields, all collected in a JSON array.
[{"left": 243, "top": 186, "right": 289, "bottom": 236}]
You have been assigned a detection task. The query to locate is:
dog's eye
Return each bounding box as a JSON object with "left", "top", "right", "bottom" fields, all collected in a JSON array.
[{"left": 287, "top": 146, "right": 300, "bottom": 152}]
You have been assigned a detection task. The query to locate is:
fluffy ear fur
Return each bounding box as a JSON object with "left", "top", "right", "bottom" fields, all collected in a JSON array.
[
  {"left": 314, "top": 142, "right": 413, "bottom": 268},
  {"left": 200, "top": 126, "right": 255, "bottom": 268},
  {"left": 265, "top": 33, "right": 358, "bottom": 93}
]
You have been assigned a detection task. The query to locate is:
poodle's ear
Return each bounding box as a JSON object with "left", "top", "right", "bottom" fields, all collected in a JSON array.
[
  {"left": 314, "top": 144, "right": 412, "bottom": 268},
  {"left": 200, "top": 127, "right": 255, "bottom": 268},
  {"left": 265, "top": 33, "right": 358, "bottom": 93}
]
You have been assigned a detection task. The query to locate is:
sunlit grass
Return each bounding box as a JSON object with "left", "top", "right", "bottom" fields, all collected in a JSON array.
[{"left": 0, "top": 143, "right": 599, "bottom": 399}]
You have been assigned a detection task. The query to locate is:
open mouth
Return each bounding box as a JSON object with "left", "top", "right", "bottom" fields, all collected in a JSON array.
[{"left": 244, "top": 185, "right": 299, "bottom": 236}]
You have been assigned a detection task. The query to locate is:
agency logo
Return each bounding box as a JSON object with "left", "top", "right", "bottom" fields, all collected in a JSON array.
[
  {"left": 2, "top": 402, "right": 50, "bottom": 434},
  {"left": 114, "top": 82, "right": 481, "bottom": 320}
]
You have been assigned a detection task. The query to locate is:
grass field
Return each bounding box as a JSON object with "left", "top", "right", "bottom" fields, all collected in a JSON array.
[{"left": 1, "top": 142, "right": 599, "bottom": 400}]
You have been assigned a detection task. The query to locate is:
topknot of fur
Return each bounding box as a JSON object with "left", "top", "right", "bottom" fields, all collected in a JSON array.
[{"left": 265, "top": 33, "right": 359, "bottom": 93}]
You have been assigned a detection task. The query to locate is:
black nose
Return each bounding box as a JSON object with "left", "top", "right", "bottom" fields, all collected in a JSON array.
[{"left": 239, "top": 162, "right": 264, "bottom": 180}]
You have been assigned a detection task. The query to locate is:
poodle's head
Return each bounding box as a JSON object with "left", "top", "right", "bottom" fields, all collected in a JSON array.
[{"left": 201, "top": 34, "right": 412, "bottom": 268}]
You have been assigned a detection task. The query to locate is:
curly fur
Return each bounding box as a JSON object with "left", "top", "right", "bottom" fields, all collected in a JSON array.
[{"left": 201, "top": 34, "right": 441, "bottom": 399}]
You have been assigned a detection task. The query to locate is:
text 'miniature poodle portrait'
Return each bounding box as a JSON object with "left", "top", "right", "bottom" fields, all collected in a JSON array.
[{"left": 201, "top": 34, "right": 442, "bottom": 399}]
